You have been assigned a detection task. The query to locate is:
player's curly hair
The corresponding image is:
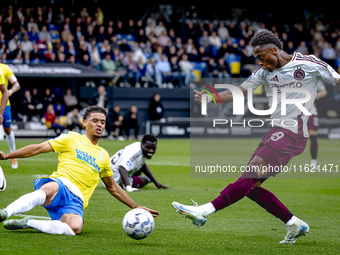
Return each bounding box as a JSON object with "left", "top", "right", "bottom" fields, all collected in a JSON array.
[
  {"left": 83, "top": 105, "right": 107, "bottom": 121},
  {"left": 250, "top": 30, "right": 282, "bottom": 50}
]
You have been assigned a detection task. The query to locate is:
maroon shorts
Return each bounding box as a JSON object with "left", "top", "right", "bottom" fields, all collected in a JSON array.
[
  {"left": 131, "top": 176, "right": 143, "bottom": 188},
  {"left": 248, "top": 127, "right": 307, "bottom": 177},
  {"left": 307, "top": 114, "right": 319, "bottom": 131}
]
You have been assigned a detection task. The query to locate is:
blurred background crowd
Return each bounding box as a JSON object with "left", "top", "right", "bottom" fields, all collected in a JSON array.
[{"left": 0, "top": 3, "right": 340, "bottom": 89}]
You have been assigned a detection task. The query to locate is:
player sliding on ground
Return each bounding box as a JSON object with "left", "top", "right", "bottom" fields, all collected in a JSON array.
[
  {"left": 172, "top": 30, "right": 340, "bottom": 244},
  {"left": 108, "top": 134, "right": 168, "bottom": 192},
  {"left": 0, "top": 106, "right": 159, "bottom": 235}
]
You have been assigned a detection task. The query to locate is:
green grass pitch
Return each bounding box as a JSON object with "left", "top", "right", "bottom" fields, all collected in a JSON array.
[{"left": 0, "top": 138, "right": 339, "bottom": 255}]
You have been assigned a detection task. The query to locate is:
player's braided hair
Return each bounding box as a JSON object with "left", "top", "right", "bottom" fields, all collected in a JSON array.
[
  {"left": 83, "top": 105, "right": 107, "bottom": 121},
  {"left": 250, "top": 30, "right": 282, "bottom": 50}
]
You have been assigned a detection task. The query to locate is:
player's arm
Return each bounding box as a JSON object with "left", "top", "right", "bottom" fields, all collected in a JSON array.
[
  {"left": 194, "top": 84, "right": 247, "bottom": 104},
  {"left": 0, "top": 83, "right": 9, "bottom": 125},
  {"left": 0, "top": 141, "right": 53, "bottom": 160},
  {"left": 315, "top": 89, "right": 327, "bottom": 100},
  {"left": 118, "top": 165, "right": 139, "bottom": 192},
  {"left": 140, "top": 163, "right": 168, "bottom": 189},
  {"left": 8, "top": 75, "right": 20, "bottom": 97},
  {"left": 102, "top": 175, "right": 159, "bottom": 216}
]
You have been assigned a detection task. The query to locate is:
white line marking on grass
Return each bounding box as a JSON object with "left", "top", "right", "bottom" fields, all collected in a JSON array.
[{"left": 14, "top": 213, "right": 51, "bottom": 220}]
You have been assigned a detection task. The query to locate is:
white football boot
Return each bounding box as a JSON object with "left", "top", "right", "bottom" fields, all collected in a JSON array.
[
  {"left": 172, "top": 199, "right": 209, "bottom": 227},
  {"left": 279, "top": 218, "right": 310, "bottom": 244}
]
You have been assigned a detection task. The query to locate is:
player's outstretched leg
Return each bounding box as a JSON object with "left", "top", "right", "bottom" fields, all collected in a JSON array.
[
  {"left": 4, "top": 216, "right": 34, "bottom": 230},
  {"left": 172, "top": 168, "right": 259, "bottom": 227},
  {"left": 279, "top": 216, "right": 309, "bottom": 244},
  {"left": 172, "top": 199, "right": 212, "bottom": 227},
  {"left": 0, "top": 190, "right": 46, "bottom": 223},
  {"left": 4, "top": 217, "right": 76, "bottom": 235}
]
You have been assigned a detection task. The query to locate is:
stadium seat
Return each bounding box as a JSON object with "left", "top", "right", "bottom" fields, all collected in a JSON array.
[
  {"left": 115, "top": 34, "right": 123, "bottom": 43},
  {"left": 227, "top": 54, "right": 241, "bottom": 75}
]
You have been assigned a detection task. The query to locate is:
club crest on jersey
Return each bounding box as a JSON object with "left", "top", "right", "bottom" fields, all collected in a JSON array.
[{"left": 294, "top": 68, "right": 305, "bottom": 80}]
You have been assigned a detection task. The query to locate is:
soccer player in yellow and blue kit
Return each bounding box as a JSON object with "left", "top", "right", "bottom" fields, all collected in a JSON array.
[
  {"left": 0, "top": 105, "right": 159, "bottom": 235},
  {"left": 0, "top": 63, "right": 21, "bottom": 169}
]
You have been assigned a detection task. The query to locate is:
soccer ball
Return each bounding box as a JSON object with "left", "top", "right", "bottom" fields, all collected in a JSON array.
[{"left": 122, "top": 208, "right": 154, "bottom": 239}]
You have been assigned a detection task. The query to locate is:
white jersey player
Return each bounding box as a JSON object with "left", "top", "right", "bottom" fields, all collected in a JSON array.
[
  {"left": 241, "top": 51, "right": 339, "bottom": 137},
  {"left": 175, "top": 30, "right": 340, "bottom": 245},
  {"left": 109, "top": 134, "right": 168, "bottom": 192}
]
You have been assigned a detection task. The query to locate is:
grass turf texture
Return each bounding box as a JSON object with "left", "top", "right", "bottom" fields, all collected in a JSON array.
[{"left": 0, "top": 138, "right": 339, "bottom": 255}]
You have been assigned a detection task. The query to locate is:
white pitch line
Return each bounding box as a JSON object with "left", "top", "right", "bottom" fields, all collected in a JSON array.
[{"left": 14, "top": 213, "right": 51, "bottom": 220}]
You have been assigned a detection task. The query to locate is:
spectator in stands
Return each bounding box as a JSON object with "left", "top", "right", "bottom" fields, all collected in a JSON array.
[
  {"left": 145, "top": 57, "right": 157, "bottom": 87},
  {"left": 66, "top": 107, "right": 83, "bottom": 132},
  {"left": 158, "top": 30, "right": 170, "bottom": 47},
  {"left": 28, "top": 27, "right": 40, "bottom": 42},
  {"left": 199, "top": 30, "right": 210, "bottom": 49},
  {"left": 30, "top": 43, "right": 45, "bottom": 62},
  {"left": 148, "top": 93, "right": 165, "bottom": 122},
  {"left": 296, "top": 41, "right": 309, "bottom": 55},
  {"left": 175, "top": 37, "right": 183, "bottom": 50},
  {"left": 126, "top": 19, "right": 137, "bottom": 35},
  {"left": 0, "top": 53, "right": 8, "bottom": 64},
  {"left": 216, "top": 58, "right": 229, "bottom": 78},
  {"left": 12, "top": 53, "right": 23, "bottom": 64},
  {"left": 27, "top": 17, "right": 39, "bottom": 34},
  {"left": 197, "top": 46, "right": 210, "bottom": 63},
  {"left": 125, "top": 54, "right": 141, "bottom": 87},
  {"left": 94, "top": 7, "right": 104, "bottom": 26},
  {"left": 106, "top": 105, "right": 124, "bottom": 140},
  {"left": 209, "top": 31, "right": 222, "bottom": 50},
  {"left": 145, "top": 20, "right": 155, "bottom": 37},
  {"left": 184, "top": 38, "right": 196, "bottom": 56},
  {"left": 39, "top": 25, "right": 50, "bottom": 42},
  {"left": 136, "top": 28, "right": 148, "bottom": 43},
  {"left": 119, "top": 37, "right": 131, "bottom": 52},
  {"left": 23, "top": 52, "right": 31, "bottom": 64},
  {"left": 155, "top": 54, "right": 172, "bottom": 87},
  {"left": 96, "top": 26, "right": 106, "bottom": 42},
  {"left": 123, "top": 105, "right": 139, "bottom": 139},
  {"left": 178, "top": 54, "right": 194, "bottom": 86},
  {"left": 207, "top": 58, "right": 218, "bottom": 78},
  {"left": 8, "top": 34, "right": 20, "bottom": 52},
  {"left": 21, "top": 35, "right": 33, "bottom": 53},
  {"left": 42, "top": 88, "right": 55, "bottom": 113},
  {"left": 170, "top": 56, "right": 182, "bottom": 87},
  {"left": 21, "top": 90, "right": 38, "bottom": 122},
  {"left": 92, "top": 85, "right": 108, "bottom": 110},
  {"left": 115, "top": 52, "right": 129, "bottom": 86},
  {"left": 217, "top": 22, "right": 229, "bottom": 42},
  {"left": 321, "top": 42, "right": 337, "bottom": 68},
  {"left": 44, "top": 104, "right": 65, "bottom": 137},
  {"left": 168, "top": 28, "right": 176, "bottom": 43},
  {"left": 102, "top": 53, "right": 116, "bottom": 73},
  {"left": 153, "top": 45, "right": 165, "bottom": 62},
  {"left": 63, "top": 88, "right": 78, "bottom": 114}
]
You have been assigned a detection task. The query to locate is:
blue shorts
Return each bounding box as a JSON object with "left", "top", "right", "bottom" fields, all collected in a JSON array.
[
  {"left": 3, "top": 105, "right": 12, "bottom": 128},
  {"left": 34, "top": 177, "right": 84, "bottom": 221}
]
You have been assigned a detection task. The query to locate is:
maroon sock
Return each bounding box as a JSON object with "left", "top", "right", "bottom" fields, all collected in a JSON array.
[
  {"left": 246, "top": 187, "right": 293, "bottom": 223},
  {"left": 310, "top": 135, "right": 318, "bottom": 159},
  {"left": 211, "top": 170, "right": 258, "bottom": 211}
]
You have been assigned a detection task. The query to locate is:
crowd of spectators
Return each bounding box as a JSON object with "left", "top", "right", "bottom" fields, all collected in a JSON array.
[{"left": 1, "top": 5, "right": 340, "bottom": 89}]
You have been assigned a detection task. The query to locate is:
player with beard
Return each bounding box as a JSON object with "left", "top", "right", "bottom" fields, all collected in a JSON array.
[
  {"left": 172, "top": 30, "right": 340, "bottom": 244},
  {"left": 0, "top": 106, "right": 159, "bottom": 235},
  {"left": 108, "top": 134, "right": 168, "bottom": 192}
]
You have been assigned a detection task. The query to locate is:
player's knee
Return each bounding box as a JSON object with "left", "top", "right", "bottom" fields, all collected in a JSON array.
[
  {"left": 71, "top": 226, "right": 82, "bottom": 235},
  {"left": 248, "top": 156, "right": 267, "bottom": 177}
]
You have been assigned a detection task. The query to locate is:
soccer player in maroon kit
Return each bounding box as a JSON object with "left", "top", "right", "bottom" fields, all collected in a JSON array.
[{"left": 172, "top": 30, "right": 340, "bottom": 244}]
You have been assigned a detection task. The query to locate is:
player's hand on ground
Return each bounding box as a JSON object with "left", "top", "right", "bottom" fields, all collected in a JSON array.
[
  {"left": 125, "top": 185, "right": 141, "bottom": 192},
  {"left": 193, "top": 89, "right": 205, "bottom": 103},
  {"left": 137, "top": 206, "right": 160, "bottom": 217},
  {"left": 155, "top": 182, "right": 169, "bottom": 189}
]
